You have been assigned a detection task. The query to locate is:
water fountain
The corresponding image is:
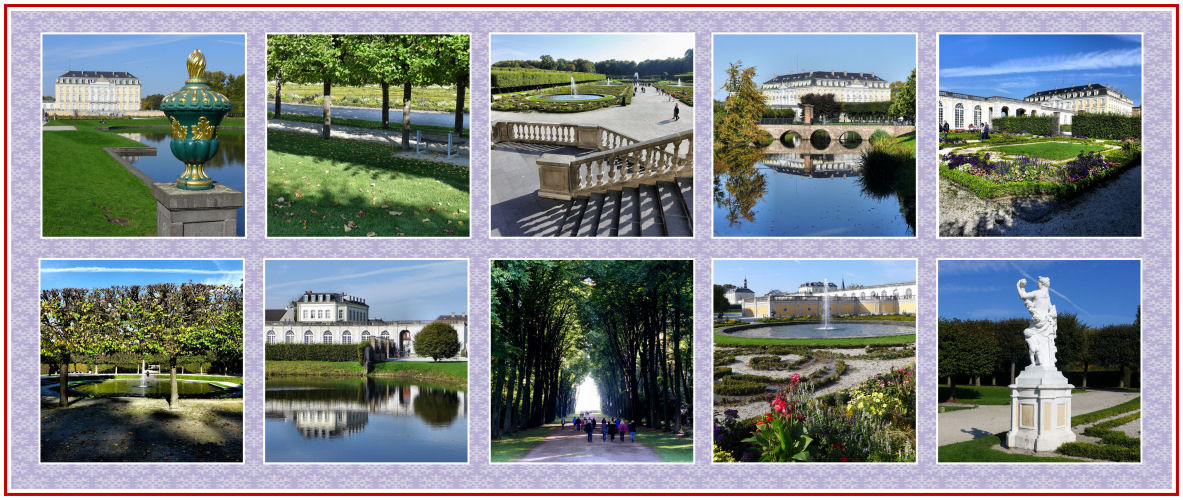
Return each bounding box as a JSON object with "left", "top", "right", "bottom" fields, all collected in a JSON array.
[
  {"left": 570, "top": 75, "right": 577, "bottom": 96},
  {"left": 818, "top": 279, "right": 835, "bottom": 330},
  {"left": 529, "top": 74, "right": 605, "bottom": 102},
  {"left": 677, "top": 78, "right": 683, "bottom": 87},
  {"left": 135, "top": 359, "right": 150, "bottom": 387}
]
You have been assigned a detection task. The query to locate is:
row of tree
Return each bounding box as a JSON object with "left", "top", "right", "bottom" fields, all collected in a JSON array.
[
  {"left": 490, "top": 260, "right": 692, "bottom": 439},
  {"left": 266, "top": 34, "right": 470, "bottom": 143},
  {"left": 492, "top": 49, "right": 694, "bottom": 79},
  {"left": 141, "top": 71, "right": 247, "bottom": 115},
  {"left": 938, "top": 310, "right": 1140, "bottom": 401},
  {"left": 40, "top": 283, "right": 243, "bottom": 408}
]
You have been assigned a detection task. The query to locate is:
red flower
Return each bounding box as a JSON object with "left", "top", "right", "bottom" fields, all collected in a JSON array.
[{"left": 840, "top": 456, "right": 848, "bottom": 462}]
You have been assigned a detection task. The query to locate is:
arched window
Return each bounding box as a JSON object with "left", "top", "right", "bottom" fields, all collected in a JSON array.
[
  {"left": 267, "top": 330, "right": 276, "bottom": 344},
  {"left": 973, "top": 105, "right": 982, "bottom": 127},
  {"left": 380, "top": 331, "right": 390, "bottom": 339},
  {"left": 303, "top": 330, "right": 314, "bottom": 344},
  {"left": 342, "top": 331, "right": 352, "bottom": 343},
  {"left": 362, "top": 331, "right": 371, "bottom": 342},
  {"left": 953, "top": 103, "right": 965, "bottom": 129},
  {"left": 904, "top": 288, "right": 913, "bottom": 298},
  {"left": 323, "top": 331, "right": 333, "bottom": 344},
  {"left": 285, "top": 330, "right": 295, "bottom": 343},
  {"left": 893, "top": 289, "right": 900, "bottom": 298}
]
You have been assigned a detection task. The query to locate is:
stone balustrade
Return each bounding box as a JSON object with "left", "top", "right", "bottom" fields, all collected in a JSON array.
[
  {"left": 536, "top": 130, "right": 693, "bottom": 200},
  {"left": 491, "top": 121, "right": 638, "bottom": 151}
]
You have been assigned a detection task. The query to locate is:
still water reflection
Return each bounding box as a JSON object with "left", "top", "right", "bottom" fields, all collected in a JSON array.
[
  {"left": 116, "top": 131, "right": 245, "bottom": 237},
  {"left": 265, "top": 376, "right": 467, "bottom": 463},
  {"left": 713, "top": 148, "right": 915, "bottom": 237}
]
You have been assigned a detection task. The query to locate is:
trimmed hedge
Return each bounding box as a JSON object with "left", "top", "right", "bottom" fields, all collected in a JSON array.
[
  {"left": 842, "top": 101, "right": 893, "bottom": 120},
  {"left": 714, "top": 366, "right": 733, "bottom": 378},
  {"left": 491, "top": 83, "right": 632, "bottom": 113},
  {"left": 265, "top": 343, "right": 360, "bottom": 362},
  {"left": 715, "top": 376, "right": 767, "bottom": 396},
  {"left": 1056, "top": 441, "right": 1139, "bottom": 462},
  {"left": 992, "top": 115, "right": 1058, "bottom": 136},
  {"left": 1073, "top": 397, "right": 1141, "bottom": 427},
  {"left": 491, "top": 68, "right": 603, "bottom": 94},
  {"left": 1072, "top": 113, "right": 1141, "bottom": 140},
  {"left": 653, "top": 82, "right": 693, "bottom": 107}
]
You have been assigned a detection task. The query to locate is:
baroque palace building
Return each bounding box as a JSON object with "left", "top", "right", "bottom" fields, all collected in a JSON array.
[
  {"left": 761, "top": 70, "right": 892, "bottom": 107},
  {"left": 741, "top": 280, "right": 917, "bottom": 318},
  {"left": 264, "top": 291, "right": 468, "bottom": 359},
  {"left": 938, "top": 83, "right": 1135, "bottom": 130},
  {"left": 49, "top": 70, "right": 142, "bottom": 115}
]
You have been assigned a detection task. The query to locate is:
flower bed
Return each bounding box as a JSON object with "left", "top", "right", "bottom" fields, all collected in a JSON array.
[
  {"left": 653, "top": 81, "right": 693, "bottom": 107},
  {"left": 939, "top": 144, "right": 1140, "bottom": 199}
]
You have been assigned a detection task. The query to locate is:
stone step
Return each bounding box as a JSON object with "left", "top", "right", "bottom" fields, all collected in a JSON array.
[
  {"left": 656, "top": 180, "right": 692, "bottom": 237},
  {"left": 557, "top": 197, "right": 584, "bottom": 236},
  {"left": 675, "top": 176, "right": 693, "bottom": 227},
  {"left": 618, "top": 186, "right": 640, "bottom": 236},
  {"left": 577, "top": 192, "right": 602, "bottom": 237},
  {"left": 638, "top": 184, "right": 665, "bottom": 236},
  {"left": 597, "top": 189, "right": 620, "bottom": 236}
]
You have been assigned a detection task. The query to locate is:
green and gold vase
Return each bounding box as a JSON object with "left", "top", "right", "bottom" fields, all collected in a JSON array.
[{"left": 159, "top": 49, "right": 232, "bottom": 190}]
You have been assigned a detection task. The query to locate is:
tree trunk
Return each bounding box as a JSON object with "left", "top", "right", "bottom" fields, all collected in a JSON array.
[
  {"left": 1121, "top": 366, "right": 1132, "bottom": 388},
  {"left": 946, "top": 380, "right": 958, "bottom": 403},
  {"left": 973, "top": 375, "right": 980, "bottom": 387},
  {"left": 58, "top": 355, "right": 70, "bottom": 408},
  {"left": 454, "top": 74, "right": 466, "bottom": 134},
  {"left": 275, "top": 79, "right": 282, "bottom": 116},
  {"left": 381, "top": 82, "right": 390, "bottom": 129},
  {"left": 1009, "top": 361, "right": 1016, "bottom": 385},
  {"left": 401, "top": 82, "right": 412, "bottom": 149},
  {"left": 169, "top": 356, "right": 179, "bottom": 408},
  {"left": 1081, "top": 362, "right": 1088, "bottom": 389},
  {"left": 321, "top": 80, "right": 332, "bottom": 139}
]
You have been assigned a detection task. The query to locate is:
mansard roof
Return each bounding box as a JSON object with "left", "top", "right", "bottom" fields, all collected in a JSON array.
[
  {"left": 1025, "top": 83, "right": 1122, "bottom": 99},
  {"left": 58, "top": 70, "right": 138, "bottom": 79},
  {"left": 764, "top": 71, "right": 885, "bottom": 85}
]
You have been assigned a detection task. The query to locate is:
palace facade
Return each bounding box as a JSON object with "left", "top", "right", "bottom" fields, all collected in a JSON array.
[
  {"left": 264, "top": 291, "right": 468, "bottom": 359},
  {"left": 741, "top": 280, "right": 917, "bottom": 318},
  {"left": 49, "top": 70, "right": 142, "bottom": 115},
  {"left": 761, "top": 71, "right": 892, "bottom": 107},
  {"left": 722, "top": 278, "right": 755, "bottom": 306},
  {"left": 938, "top": 83, "right": 1135, "bottom": 130}
]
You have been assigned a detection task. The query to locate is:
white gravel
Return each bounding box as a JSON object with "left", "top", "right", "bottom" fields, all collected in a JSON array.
[
  {"left": 717, "top": 357, "right": 913, "bottom": 421},
  {"left": 728, "top": 354, "right": 803, "bottom": 378}
]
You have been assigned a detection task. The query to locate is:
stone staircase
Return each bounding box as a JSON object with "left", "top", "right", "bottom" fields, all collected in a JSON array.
[{"left": 553, "top": 177, "right": 693, "bottom": 237}]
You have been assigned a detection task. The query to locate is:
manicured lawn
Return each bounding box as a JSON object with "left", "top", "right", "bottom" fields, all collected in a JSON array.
[
  {"left": 988, "top": 142, "right": 1109, "bottom": 161},
  {"left": 112, "top": 374, "right": 243, "bottom": 384},
  {"left": 896, "top": 130, "right": 916, "bottom": 150},
  {"left": 266, "top": 129, "right": 469, "bottom": 237},
  {"left": 43, "top": 127, "right": 156, "bottom": 236},
  {"left": 265, "top": 360, "right": 363, "bottom": 377},
  {"left": 269, "top": 112, "right": 467, "bottom": 136},
  {"left": 267, "top": 83, "right": 469, "bottom": 112},
  {"left": 937, "top": 385, "right": 1012, "bottom": 405},
  {"left": 490, "top": 423, "right": 559, "bottom": 462},
  {"left": 938, "top": 433, "right": 1083, "bottom": 463},
  {"left": 714, "top": 333, "right": 915, "bottom": 347},
  {"left": 372, "top": 360, "right": 468, "bottom": 387},
  {"left": 265, "top": 360, "right": 466, "bottom": 388},
  {"left": 1074, "top": 396, "right": 1140, "bottom": 427},
  {"left": 633, "top": 428, "right": 693, "bottom": 462}
]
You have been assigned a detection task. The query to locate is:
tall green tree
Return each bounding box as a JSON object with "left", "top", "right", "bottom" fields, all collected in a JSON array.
[
  {"left": 888, "top": 68, "right": 916, "bottom": 120},
  {"left": 799, "top": 93, "right": 840, "bottom": 122},
  {"left": 713, "top": 284, "right": 730, "bottom": 319},
  {"left": 266, "top": 34, "right": 302, "bottom": 117},
  {"left": 938, "top": 319, "right": 999, "bottom": 402},
  {"left": 40, "top": 288, "right": 105, "bottom": 408},
  {"left": 716, "top": 60, "right": 765, "bottom": 147}
]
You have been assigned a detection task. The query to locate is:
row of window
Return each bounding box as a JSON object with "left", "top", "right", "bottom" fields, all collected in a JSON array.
[
  {"left": 265, "top": 329, "right": 409, "bottom": 344},
  {"left": 57, "top": 78, "right": 138, "bottom": 85}
]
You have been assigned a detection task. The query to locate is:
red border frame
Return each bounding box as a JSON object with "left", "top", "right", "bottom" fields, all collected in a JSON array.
[{"left": 4, "top": 2, "right": 1178, "bottom": 497}]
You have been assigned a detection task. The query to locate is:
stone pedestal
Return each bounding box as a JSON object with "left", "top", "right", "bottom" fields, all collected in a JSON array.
[
  {"left": 1006, "top": 365, "right": 1076, "bottom": 452},
  {"left": 537, "top": 153, "right": 575, "bottom": 200},
  {"left": 150, "top": 182, "right": 243, "bottom": 237}
]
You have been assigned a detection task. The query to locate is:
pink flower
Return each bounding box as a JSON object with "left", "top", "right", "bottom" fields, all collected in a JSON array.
[{"left": 791, "top": 373, "right": 801, "bottom": 385}]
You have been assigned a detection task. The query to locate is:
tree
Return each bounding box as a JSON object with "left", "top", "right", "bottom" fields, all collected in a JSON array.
[
  {"left": 538, "top": 54, "right": 555, "bottom": 70},
  {"left": 713, "top": 285, "right": 730, "bottom": 319},
  {"left": 715, "top": 60, "right": 765, "bottom": 147},
  {"left": 140, "top": 94, "right": 164, "bottom": 111},
  {"left": 414, "top": 321, "right": 461, "bottom": 361},
  {"left": 888, "top": 68, "right": 916, "bottom": 120},
  {"left": 139, "top": 283, "right": 242, "bottom": 407},
  {"left": 204, "top": 71, "right": 246, "bottom": 116},
  {"left": 799, "top": 93, "right": 840, "bottom": 123},
  {"left": 277, "top": 34, "right": 352, "bottom": 139},
  {"left": 1096, "top": 322, "right": 1140, "bottom": 388},
  {"left": 938, "top": 319, "right": 999, "bottom": 402},
  {"left": 266, "top": 34, "right": 302, "bottom": 117},
  {"left": 40, "top": 288, "right": 105, "bottom": 408},
  {"left": 1057, "top": 314, "right": 1097, "bottom": 387}
]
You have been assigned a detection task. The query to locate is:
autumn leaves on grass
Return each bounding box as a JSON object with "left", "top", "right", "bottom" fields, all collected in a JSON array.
[{"left": 266, "top": 129, "right": 470, "bottom": 237}]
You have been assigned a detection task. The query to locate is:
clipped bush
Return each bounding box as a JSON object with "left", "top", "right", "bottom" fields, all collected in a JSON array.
[
  {"left": 414, "top": 321, "right": 461, "bottom": 361},
  {"left": 992, "top": 115, "right": 1057, "bottom": 136},
  {"left": 356, "top": 339, "right": 371, "bottom": 366},
  {"left": 1056, "top": 441, "right": 1139, "bottom": 462},
  {"left": 714, "top": 366, "right": 733, "bottom": 378},
  {"left": 1072, "top": 113, "right": 1141, "bottom": 140},
  {"left": 491, "top": 68, "right": 603, "bottom": 94},
  {"left": 265, "top": 343, "right": 359, "bottom": 362}
]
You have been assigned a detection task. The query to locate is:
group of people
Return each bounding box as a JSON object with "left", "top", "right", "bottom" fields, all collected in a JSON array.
[
  {"left": 629, "top": 82, "right": 680, "bottom": 121},
  {"left": 565, "top": 412, "right": 636, "bottom": 443},
  {"left": 940, "top": 120, "right": 990, "bottom": 141}
]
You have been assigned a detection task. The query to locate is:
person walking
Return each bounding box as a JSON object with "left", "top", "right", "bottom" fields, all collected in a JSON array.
[
  {"left": 982, "top": 121, "right": 991, "bottom": 140},
  {"left": 600, "top": 418, "right": 607, "bottom": 441},
  {"left": 617, "top": 420, "right": 627, "bottom": 444},
  {"left": 628, "top": 420, "right": 637, "bottom": 442},
  {"left": 607, "top": 419, "right": 617, "bottom": 441},
  {"left": 584, "top": 419, "right": 593, "bottom": 442},
  {"left": 673, "top": 102, "right": 680, "bottom": 121}
]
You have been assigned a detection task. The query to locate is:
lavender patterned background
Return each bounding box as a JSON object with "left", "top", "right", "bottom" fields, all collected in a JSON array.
[{"left": 7, "top": 8, "right": 1174, "bottom": 492}]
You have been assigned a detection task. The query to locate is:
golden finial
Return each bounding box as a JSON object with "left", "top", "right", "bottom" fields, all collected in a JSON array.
[{"left": 187, "top": 49, "right": 206, "bottom": 79}]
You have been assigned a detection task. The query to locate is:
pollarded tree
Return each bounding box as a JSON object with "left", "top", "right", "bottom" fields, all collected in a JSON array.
[
  {"left": 414, "top": 321, "right": 461, "bottom": 361},
  {"left": 279, "top": 34, "right": 354, "bottom": 139},
  {"left": 266, "top": 34, "right": 302, "bottom": 117},
  {"left": 40, "top": 288, "right": 106, "bottom": 408},
  {"left": 938, "top": 319, "right": 999, "bottom": 402}
]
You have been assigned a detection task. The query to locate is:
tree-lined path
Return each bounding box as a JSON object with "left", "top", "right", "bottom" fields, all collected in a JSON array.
[{"left": 490, "top": 260, "right": 693, "bottom": 462}]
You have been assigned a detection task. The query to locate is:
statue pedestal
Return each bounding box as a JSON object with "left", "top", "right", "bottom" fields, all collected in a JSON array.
[
  {"left": 150, "top": 182, "right": 243, "bottom": 237},
  {"left": 1006, "top": 365, "right": 1076, "bottom": 452}
]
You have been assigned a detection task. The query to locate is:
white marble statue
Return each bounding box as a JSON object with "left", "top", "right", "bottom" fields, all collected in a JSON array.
[{"left": 1016, "top": 276, "right": 1058, "bottom": 368}]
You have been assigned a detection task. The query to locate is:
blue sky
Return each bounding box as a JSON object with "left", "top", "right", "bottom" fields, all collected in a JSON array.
[
  {"left": 40, "top": 260, "right": 243, "bottom": 290},
  {"left": 714, "top": 259, "right": 916, "bottom": 296},
  {"left": 939, "top": 34, "right": 1142, "bottom": 105},
  {"left": 939, "top": 260, "right": 1140, "bottom": 328},
  {"left": 491, "top": 33, "right": 693, "bottom": 64},
  {"left": 712, "top": 34, "right": 916, "bottom": 101},
  {"left": 265, "top": 260, "right": 467, "bottom": 321},
  {"left": 42, "top": 34, "right": 246, "bottom": 96}
]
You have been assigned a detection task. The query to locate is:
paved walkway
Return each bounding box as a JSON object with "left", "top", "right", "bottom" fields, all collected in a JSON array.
[
  {"left": 267, "top": 119, "right": 469, "bottom": 167},
  {"left": 518, "top": 424, "right": 663, "bottom": 463},
  {"left": 268, "top": 102, "right": 470, "bottom": 129},
  {"left": 43, "top": 125, "right": 76, "bottom": 131},
  {"left": 490, "top": 88, "right": 693, "bottom": 236},
  {"left": 937, "top": 389, "right": 1140, "bottom": 446}
]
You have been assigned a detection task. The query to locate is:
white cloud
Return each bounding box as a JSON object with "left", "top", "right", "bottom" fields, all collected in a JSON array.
[
  {"left": 47, "top": 35, "right": 198, "bottom": 59},
  {"left": 266, "top": 261, "right": 460, "bottom": 290},
  {"left": 942, "top": 48, "right": 1141, "bottom": 78}
]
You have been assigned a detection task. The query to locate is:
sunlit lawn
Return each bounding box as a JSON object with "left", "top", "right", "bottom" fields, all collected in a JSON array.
[
  {"left": 988, "top": 142, "right": 1109, "bottom": 161},
  {"left": 490, "top": 423, "right": 558, "bottom": 462},
  {"left": 267, "top": 83, "right": 469, "bottom": 112},
  {"left": 633, "top": 428, "right": 693, "bottom": 462},
  {"left": 266, "top": 129, "right": 469, "bottom": 237}
]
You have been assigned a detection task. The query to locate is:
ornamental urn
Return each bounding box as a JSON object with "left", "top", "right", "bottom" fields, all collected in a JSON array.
[{"left": 159, "top": 49, "right": 232, "bottom": 190}]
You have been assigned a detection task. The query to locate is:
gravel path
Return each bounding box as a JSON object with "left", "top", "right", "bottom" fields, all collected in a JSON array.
[
  {"left": 518, "top": 424, "right": 663, "bottom": 463},
  {"left": 718, "top": 356, "right": 913, "bottom": 421},
  {"left": 939, "top": 164, "right": 1141, "bottom": 237},
  {"left": 267, "top": 119, "right": 470, "bottom": 167},
  {"left": 728, "top": 354, "right": 803, "bottom": 378},
  {"left": 937, "top": 390, "right": 1140, "bottom": 446}
]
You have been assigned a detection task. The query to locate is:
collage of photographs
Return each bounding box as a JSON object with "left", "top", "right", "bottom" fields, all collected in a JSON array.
[{"left": 9, "top": 4, "right": 1173, "bottom": 495}]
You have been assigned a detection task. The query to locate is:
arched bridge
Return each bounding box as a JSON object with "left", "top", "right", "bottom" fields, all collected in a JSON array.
[{"left": 758, "top": 123, "right": 915, "bottom": 154}]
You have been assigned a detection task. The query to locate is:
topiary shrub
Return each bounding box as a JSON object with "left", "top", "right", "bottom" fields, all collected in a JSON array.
[
  {"left": 413, "top": 321, "right": 461, "bottom": 361},
  {"left": 992, "top": 115, "right": 1057, "bottom": 136},
  {"left": 1071, "top": 113, "right": 1141, "bottom": 140}
]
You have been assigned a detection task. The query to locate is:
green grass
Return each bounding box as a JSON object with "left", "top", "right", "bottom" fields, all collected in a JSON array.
[
  {"left": 490, "top": 423, "right": 559, "bottom": 462},
  {"left": 268, "top": 112, "right": 467, "bottom": 135},
  {"left": 266, "top": 129, "right": 469, "bottom": 237},
  {"left": 111, "top": 374, "right": 243, "bottom": 384},
  {"left": 48, "top": 117, "right": 245, "bottom": 128},
  {"left": 938, "top": 433, "right": 1084, "bottom": 462},
  {"left": 715, "top": 332, "right": 915, "bottom": 347},
  {"left": 938, "top": 405, "right": 976, "bottom": 412},
  {"left": 43, "top": 126, "right": 156, "bottom": 236},
  {"left": 268, "top": 83, "right": 469, "bottom": 112},
  {"left": 265, "top": 360, "right": 363, "bottom": 377},
  {"left": 988, "top": 142, "right": 1110, "bottom": 161},
  {"left": 937, "top": 385, "right": 1012, "bottom": 405},
  {"left": 633, "top": 428, "right": 693, "bottom": 462},
  {"left": 1073, "top": 397, "right": 1140, "bottom": 427},
  {"left": 264, "top": 360, "right": 466, "bottom": 389}
]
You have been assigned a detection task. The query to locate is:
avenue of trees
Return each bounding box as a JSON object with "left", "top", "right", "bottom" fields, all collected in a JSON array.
[
  {"left": 492, "top": 49, "right": 694, "bottom": 79},
  {"left": 938, "top": 309, "right": 1141, "bottom": 401},
  {"left": 266, "top": 34, "right": 470, "bottom": 142},
  {"left": 490, "top": 260, "right": 693, "bottom": 439},
  {"left": 40, "top": 283, "right": 244, "bottom": 408}
]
